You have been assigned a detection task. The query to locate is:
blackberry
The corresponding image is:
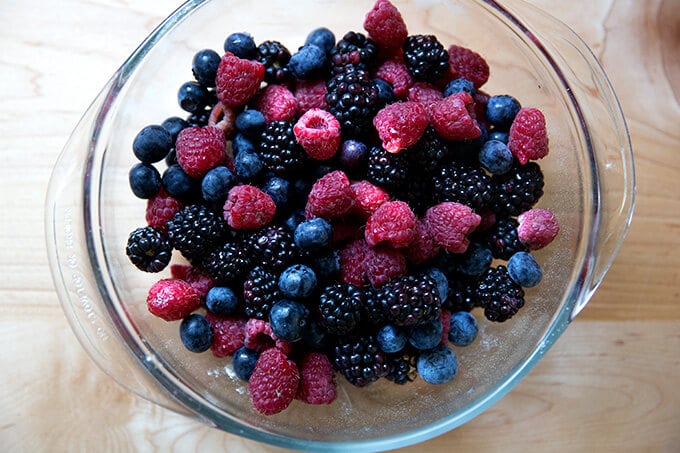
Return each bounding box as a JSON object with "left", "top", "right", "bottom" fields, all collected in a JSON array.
[
  {"left": 385, "top": 352, "right": 417, "bottom": 385},
  {"left": 444, "top": 274, "right": 480, "bottom": 312},
  {"left": 167, "top": 204, "right": 228, "bottom": 260},
  {"left": 242, "top": 266, "right": 281, "bottom": 320},
  {"left": 325, "top": 66, "right": 380, "bottom": 137},
  {"left": 433, "top": 161, "right": 493, "bottom": 210},
  {"left": 482, "top": 217, "right": 527, "bottom": 260},
  {"left": 329, "top": 31, "right": 378, "bottom": 73},
  {"left": 405, "top": 127, "right": 449, "bottom": 175},
  {"left": 259, "top": 120, "right": 307, "bottom": 176},
  {"left": 125, "top": 226, "right": 172, "bottom": 273},
  {"left": 247, "top": 224, "right": 302, "bottom": 272},
  {"left": 490, "top": 161, "right": 544, "bottom": 217},
  {"left": 318, "top": 283, "right": 363, "bottom": 335},
  {"left": 361, "top": 287, "right": 383, "bottom": 325},
  {"left": 255, "top": 40, "right": 292, "bottom": 84},
  {"left": 374, "top": 273, "right": 442, "bottom": 327},
  {"left": 476, "top": 265, "right": 525, "bottom": 322},
  {"left": 366, "top": 145, "right": 410, "bottom": 191},
  {"left": 333, "top": 335, "right": 390, "bottom": 387},
  {"left": 201, "top": 240, "right": 250, "bottom": 285},
  {"left": 402, "top": 34, "right": 449, "bottom": 83},
  {"left": 394, "top": 169, "right": 434, "bottom": 215}
]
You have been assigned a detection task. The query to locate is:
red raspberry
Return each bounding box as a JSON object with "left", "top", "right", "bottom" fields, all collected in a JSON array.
[
  {"left": 364, "top": 0, "right": 408, "bottom": 52},
  {"left": 208, "top": 102, "right": 237, "bottom": 138},
  {"left": 296, "top": 352, "right": 337, "bottom": 405},
  {"left": 373, "top": 101, "right": 429, "bottom": 153},
  {"left": 145, "top": 188, "right": 183, "bottom": 232},
  {"left": 429, "top": 92, "right": 481, "bottom": 141},
  {"left": 249, "top": 348, "right": 300, "bottom": 415},
  {"left": 508, "top": 107, "right": 549, "bottom": 165},
  {"left": 405, "top": 218, "right": 440, "bottom": 265},
  {"left": 375, "top": 58, "right": 413, "bottom": 99},
  {"left": 424, "top": 202, "right": 481, "bottom": 253},
  {"left": 365, "top": 200, "right": 416, "bottom": 248},
  {"left": 175, "top": 126, "right": 226, "bottom": 178},
  {"left": 293, "top": 108, "right": 341, "bottom": 160},
  {"left": 305, "top": 170, "right": 355, "bottom": 220},
  {"left": 365, "top": 246, "right": 407, "bottom": 287},
  {"left": 215, "top": 52, "right": 265, "bottom": 107},
  {"left": 339, "top": 239, "right": 370, "bottom": 287},
  {"left": 473, "top": 91, "right": 490, "bottom": 128},
  {"left": 407, "top": 82, "right": 444, "bottom": 111},
  {"left": 244, "top": 318, "right": 293, "bottom": 355},
  {"left": 224, "top": 185, "right": 276, "bottom": 230},
  {"left": 517, "top": 208, "right": 559, "bottom": 250},
  {"left": 252, "top": 84, "right": 298, "bottom": 123},
  {"left": 146, "top": 278, "right": 201, "bottom": 321},
  {"left": 448, "top": 44, "right": 490, "bottom": 89},
  {"left": 294, "top": 79, "right": 328, "bottom": 115},
  {"left": 350, "top": 180, "right": 390, "bottom": 219},
  {"left": 170, "top": 264, "right": 214, "bottom": 300},
  {"left": 439, "top": 309, "right": 452, "bottom": 346},
  {"left": 205, "top": 313, "right": 246, "bottom": 357}
]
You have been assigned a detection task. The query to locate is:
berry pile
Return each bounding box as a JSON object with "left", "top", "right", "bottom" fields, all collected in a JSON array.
[{"left": 125, "top": 0, "right": 560, "bottom": 416}]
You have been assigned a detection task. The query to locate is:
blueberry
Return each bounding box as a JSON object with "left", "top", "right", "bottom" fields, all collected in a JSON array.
[
  {"left": 278, "top": 264, "right": 317, "bottom": 299},
  {"left": 444, "top": 78, "right": 475, "bottom": 97},
  {"left": 192, "top": 49, "right": 221, "bottom": 87},
  {"left": 377, "top": 324, "right": 407, "bottom": 353},
  {"left": 305, "top": 27, "right": 335, "bottom": 54},
  {"left": 224, "top": 32, "right": 256, "bottom": 59},
  {"left": 234, "top": 148, "right": 264, "bottom": 181},
  {"left": 479, "top": 139, "right": 513, "bottom": 175},
  {"left": 179, "top": 314, "right": 213, "bottom": 353},
  {"left": 485, "top": 95, "right": 521, "bottom": 129},
  {"left": 269, "top": 299, "right": 310, "bottom": 342},
  {"left": 232, "top": 346, "right": 259, "bottom": 381},
  {"left": 488, "top": 130, "right": 509, "bottom": 144},
  {"left": 302, "top": 318, "right": 330, "bottom": 350},
  {"left": 205, "top": 286, "right": 239, "bottom": 315},
  {"left": 288, "top": 44, "right": 328, "bottom": 80},
  {"left": 129, "top": 163, "right": 161, "bottom": 199},
  {"left": 261, "top": 176, "right": 291, "bottom": 207},
  {"left": 284, "top": 209, "right": 306, "bottom": 232},
  {"left": 408, "top": 319, "right": 443, "bottom": 350},
  {"left": 425, "top": 267, "right": 449, "bottom": 304},
  {"left": 448, "top": 311, "right": 478, "bottom": 347},
  {"left": 417, "top": 345, "right": 458, "bottom": 384},
  {"left": 311, "top": 250, "right": 341, "bottom": 278},
  {"left": 162, "top": 164, "right": 195, "bottom": 199},
  {"left": 161, "top": 116, "right": 190, "bottom": 144},
  {"left": 177, "top": 81, "right": 210, "bottom": 113},
  {"left": 232, "top": 133, "right": 257, "bottom": 156},
  {"left": 201, "top": 166, "right": 237, "bottom": 203},
  {"left": 294, "top": 217, "right": 332, "bottom": 251},
  {"left": 165, "top": 148, "right": 177, "bottom": 167},
  {"left": 132, "top": 125, "right": 173, "bottom": 164},
  {"left": 235, "top": 109, "right": 266, "bottom": 139},
  {"left": 507, "top": 251, "right": 543, "bottom": 288},
  {"left": 374, "top": 78, "right": 395, "bottom": 107},
  {"left": 339, "top": 139, "right": 368, "bottom": 170},
  {"left": 457, "top": 242, "right": 493, "bottom": 276}
]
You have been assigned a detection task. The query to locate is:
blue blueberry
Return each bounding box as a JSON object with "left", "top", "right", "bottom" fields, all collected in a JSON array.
[
  {"left": 408, "top": 319, "right": 443, "bottom": 351},
  {"left": 507, "top": 251, "right": 543, "bottom": 288},
  {"left": 288, "top": 44, "right": 328, "bottom": 80},
  {"left": 457, "top": 242, "right": 493, "bottom": 276},
  {"left": 177, "top": 81, "right": 210, "bottom": 113},
  {"left": 235, "top": 109, "right": 266, "bottom": 139},
  {"left": 417, "top": 345, "right": 458, "bottom": 384},
  {"left": 201, "top": 166, "right": 237, "bottom": 203},
  {"left": 179, "top": 314, "right": 213, "bottom": 353},
  {"left": 305, "top": 27, "right": 335, "bottom": 54},
  {"left": 278, "top": 264, "right": 317, "bottom": 299},
  {"left": 161, "top": 116, "right": 189, "bottom": 144},
  {"left": 488, "top": 130, "right": 509, "bottom": 144},
  {"left": 294, "top": 217, "right": 332, "bottom": 251},
  {"left": 284, "top": 209, "right": 306, "bottom": 232},
  {"left": 339, "top": 139, "right": 369, "bottom": 170},
  {"left": 374, "top": 78, "right": 395, "bottom": 107},
  {"left": 425, "top": 267, "right": 449, "bottom": 304},
  {"left": 132, "top": 125, "right": 173, "bottom": 164},
  {"left": 479, "top": 139, "right": 513, "bottom": 175},
  {"left": 232, "top": 346, "right": 259, "bottom": 381},
  {"left": 448, "top": 311, "right": 478, "bottom": 346},
  {"left": 234, "top": 148, "right": 264, "bottom": 181},
  {"left": 129, "top": 163, "right": 161, "bottom": 199},
  {"left": 311, "top": 250, "right": 341, "bottom": 278},
  {"left": 269, "top": 299, "right": 310, "bottom": 342},
  {"left": 162, "top": 164, "right": 195, "bottom": 199},
  {"left": 232, "top": 133, "right": 257, "bottom": 156},
  {"left": 192, "top": 49, "right": 221, "bottom": 87},
  {"left": 205, "top": 286, "right": 239, "bottom": 316},
  {"left": 224, "top": 32, "right": 257, "bottom": 59},
  {"left": 444, "top": 78, "right": 475, "bottom": 97},
  {"left": 377, "top": 324, "right": 407, "bottom": 353},
  {"left": 485, "top": 95, "right": 521, "bottom": 129},
  {"left": 261, "top": 176, "right": 291, "bottom": 207}
]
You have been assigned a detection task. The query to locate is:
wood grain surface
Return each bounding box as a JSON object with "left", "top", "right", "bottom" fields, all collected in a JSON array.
[{"left": 1, "top": 0, "right": 678, "bottom": 451}]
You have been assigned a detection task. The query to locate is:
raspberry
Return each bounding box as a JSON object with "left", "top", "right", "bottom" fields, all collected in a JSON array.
[
  {"left": 447, "top": 44, "right": 490, "bottom": 89},
  {"left": 248, "top": 348, "right": 300, "bottom": 415},
  {"left": 405, "top": 218, "right": 440, "bottom": 265},
  {"left": 429, "top": 92, "right": 481, "bottom": 141},
  {"left": 517, "top": 208, "right": 560, "bottom": 250},
  {"left": 252, "top": 84, "right": 298, "bottom": 123},
  {"left": 244, "top": 318, "right": 292, "bottom": 355},
  {"left": 373, "top": 101, "right": 428, "bottom": 153},
  {"left": 293, "top": 108, "right": 341, "bottom": 160},
  {"left": 365, "top": 246, "right": 407, "bottom": 287},
  {"left": 365, "top": 200, "right": 416, "bottom": 248},
  {"left": 296, "top": 352, "right": 337, "bottom": 405},
  {"left": 204, "top": 313, "right": 246, "bottom": 357},
  {"left": 170, "top": 264, "right": 214, "bottom": 300},
  {"left": 363, "top": 0, "right": 408, "bottom": 52},
  {"left": 145, "top": 188, "right": 183, "bottom": 232},
  {"left": 374, "top": 59, "right": 413, "bottom": 99},
  {"left": 215, "top": 52, "right": 266, "bottom": 107},
  {"left": 146, "top": 278, "right": 201, "bottom": 321},
  {"left": 424, "top": 202, "right": 481, "bottom": 254},
  {"left": 175, "top": 126, "right": 226, "bottom": 178},
  {"left": 207, "top": 102, "right": 237, "bottom": 138},
  {"left": 339, "top": 239, "right": 369, "bottom": 286},
  {"left": 407, "top": 82, "right": 443, "bottom": 110},
  {"left": 350, "top": 180, "right": 390, "bottom": 219},
  {"left": 223, "top": 185, "right": 276, "bottom": 230},
  {"left": 305, "top": 170, "right": 355, "bottom": 220},
  {"left": 508, "top": 107, "right": 549, "bottom": 165},
  {"left": 294, "top": 79, "right": 328, "bottom": 114}
]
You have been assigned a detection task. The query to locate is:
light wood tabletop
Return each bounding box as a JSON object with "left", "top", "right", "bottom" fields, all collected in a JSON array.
[{"left": 1, "top": 0, "right": 678, "bottom": 451}]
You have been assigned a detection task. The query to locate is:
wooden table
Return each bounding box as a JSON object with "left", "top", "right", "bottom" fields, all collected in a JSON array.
[{"left": 1, "top": 0, "right": 678, "bottom": 451}]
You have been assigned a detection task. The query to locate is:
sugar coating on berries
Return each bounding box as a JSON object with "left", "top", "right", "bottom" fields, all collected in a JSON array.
[
  {"left": 448, "top": 45, "right": 490, "bottom": 89},
  {"left": 293, "top": 108, "right": 341, "bottom": 160},
  {"left": 244, "top": 318, "right": 293, "bottom": 355},
  {"left": 430, "top": 92, "right": 481, "bottom": 141},
  {"left": 305, "top": 170, "right": 355, "bottom": 219},
  {"left": 365, "top": 246, "right": 407, "bottom": 287},
  {"left": 406, "top": 218, "right": 440, "bottom": 265},
  {"left": 215, "top": 52, "right": 265, "bottom": 107},
  {"left": 365, "top": 200, "right": 416, "bottom": 248},
  {"left": 175, "top": 126, "right": 226, "bottom": 178},
  {"left": 224, "top": 185, "right": 276, "bottom": 230},
  {"left": 253, "top": 84, "right": 298, "bottom": 123},
  {"left": 363, "top": 0, "right": 408, "bottom": 52},
  {"left": 249, "top": 348, "right": 300, "bottom": 415},
  {"left": 373, "top": 101, "right": 428, "bottom": 153},
  {"left": 517, "top": 208, "right": 559, "bottom": 250},
  {"left": 425, "top": 202, "right": 481, "bottom": 253},
  {"left": 146, "top": 188, "right": 183, "bottom": 232},
  {"left": 296, "top": 352, "right": 337, "bottom": 405},
  {"left": 508, "top": 107, "right": 549, "bottom": 165},
  {"left": 375, "top": 59, "right": 414, "bottom": 99},
  {"left": 147, "top": 278, "right": 201, "bottom": 321},
  {"left": 350, "top": 180, "right": 391, "bottom": 218},
  {"left": 205, "top": 313, "right": 246, "bottom": 357},
  {"left": 339, "top": 239, "right": 369, "bottom": 286},
  {"left": 294, "top": 79, "right": 328, "bottom": 114}
]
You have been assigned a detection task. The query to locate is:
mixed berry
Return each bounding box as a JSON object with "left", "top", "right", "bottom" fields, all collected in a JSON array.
[{"left": 124, "top": 0, "right": 561, "bottom": 416}]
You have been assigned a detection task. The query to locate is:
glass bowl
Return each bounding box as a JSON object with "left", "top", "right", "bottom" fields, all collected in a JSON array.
[{"left": 45, "top": 0, "right": 635, "bottom": 451}]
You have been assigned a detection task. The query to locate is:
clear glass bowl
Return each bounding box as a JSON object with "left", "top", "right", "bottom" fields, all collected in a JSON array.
[{"left": 45, "top": 0, "right": 635, "bottom": 451}]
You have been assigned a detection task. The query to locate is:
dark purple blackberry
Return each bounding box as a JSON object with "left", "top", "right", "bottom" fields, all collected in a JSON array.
[
  {"left": 476, "top": 265, "right": 525, "bottom": 322},
  {"left": 402, "top": 34, "right": 449, "bottom": 83},
  {"left": 394, "top": 169, "right": 434, "bottom": 215},
  {"left": 329, "top": 31, "right": 378, "bottom": 74},
  {"left": 247, "top": 224, "right": 302, "bottom": 272},
  {"left": 361, "top": 287, "right": 383, "bottom": 325},
  {"left": 242, "top": 266, "right": 281, "bottom": 320},
  {"left": 433, "top": 161, "right": 493, "bottom": 210},
  {"left": 490, "top": 161, "right": 544, "bottom": 217},
  {"left": 325, "top": 66, "right": 380, "bottom": 137},
  {"left": 318, "top": 283, "right": 362, "bottom": 335},
  {"left": 201, "top": 240, "right": 250, "bottom": 285},
  {"left": 185, "top": 108, "right": 213, "bottom": 128},
  {"left": 385, "top": 353, "right": 417, "bottom": 385},
  {"left": 482, "top": 217, "right": 527, "bottom": 260},
  {"left": 166, "top": 204, "right": 228, "bottom": 260},
  {"left": 374, "top": 273, "right": 442, "bottom": 327},
  {"left": 333, "top": 334, "right": 390, "bottom": 387},
  {"left": 366, "top": 145, "right": 410, "bottom": 191},
  {"left": 258, "top": 120, "right": 307, "bottom": 176},
  {"left": 255, "top": 40, "right": 291, "bottom": 84},
  {"left": 125, "top": 226, "right": 172, "bottom": 273},
  {"left": 444, "top": 274, "right": 480, "bottom": 312},
  {"left": 405, "top": 126, "right": 449, "bottom": 175}
]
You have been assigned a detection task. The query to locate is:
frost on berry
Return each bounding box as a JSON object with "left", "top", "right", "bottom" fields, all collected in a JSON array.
[
  {"left": 424, "top": 202, "right": 481, "bottom": 253},
  {"left": 373, "top": 101, "right": 428, "bottom": 153},
  {"left": 293, "top": 108, "right": 341, "bottom": 160},
  {"left": 365, "top": 200, "right": 416, "bottom": 248},
  {"left": 429, "top": 92, "right": 481, "bottom": 141},
  {"left": 517, "top": 208, "right": 559, "bottom": 250},
  {"left": 508, "top": 107, "right": 549, "bottom": 165},
  {"left": 305, "top": 170, "right": 355, "bottom": 219}
]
